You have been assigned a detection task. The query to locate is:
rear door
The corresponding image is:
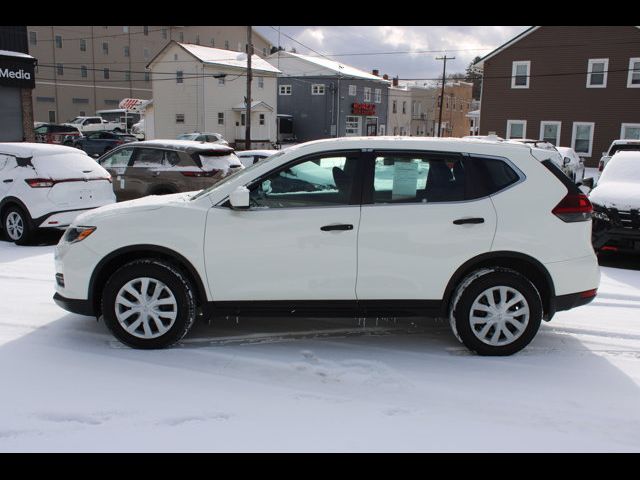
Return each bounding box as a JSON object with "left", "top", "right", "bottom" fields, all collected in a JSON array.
[
  {"left": 98, "top": 146, "right": 135, "bottom": 201},
  {"left": 123, "top": 147, "right": 166, "bottom": 199},
  {"left": 356, "top": 150, "right": 498, "bottom": 303},
  {"left": 0, "top": 154, "right": 16, "bottom": 198}
]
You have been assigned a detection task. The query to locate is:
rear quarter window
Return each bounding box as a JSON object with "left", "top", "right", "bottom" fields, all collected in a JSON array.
[{"left": 465, "top": 156, "right": 521, "bottom": 199}]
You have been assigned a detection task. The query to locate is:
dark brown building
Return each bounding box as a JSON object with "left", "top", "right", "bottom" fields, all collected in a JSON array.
[{"left": 476, "top": 26, "right": 640, "bottom": 166}]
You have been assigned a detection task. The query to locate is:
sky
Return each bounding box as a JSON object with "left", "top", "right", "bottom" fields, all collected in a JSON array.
[{"left": 254, "top": 26, "right": 530, "bottom": 84}]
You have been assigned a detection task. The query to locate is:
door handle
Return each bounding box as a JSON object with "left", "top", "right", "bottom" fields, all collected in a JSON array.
[
  {"left": 320, "top": 224, "right": 354, "bottom": 231},
  {"left": 453, "top": 217, "right": 485, "bottom": 225},
  {"left": 3, "top": 179, "right": 13, "bottom": 183}
]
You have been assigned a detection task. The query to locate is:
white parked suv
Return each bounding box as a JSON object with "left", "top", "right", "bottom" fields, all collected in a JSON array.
[
  {"left": 0, "top": 143, "right": 116, "bottom": 245},
  {"left": 53, "top": 137, "right": 600, "bottom": 355}
]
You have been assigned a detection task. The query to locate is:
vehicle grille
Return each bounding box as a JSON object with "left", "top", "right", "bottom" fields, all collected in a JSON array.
[{"left": 608, "top": 208, "right": 640, "bottom": 230}]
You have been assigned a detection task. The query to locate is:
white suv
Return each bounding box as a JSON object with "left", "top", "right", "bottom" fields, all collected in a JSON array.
[
  {"left": 1, "top": 143, "right": 116, "bottom": 245},
  {"left": 53, "top": 137, "right": 600, "bottom": 355}
]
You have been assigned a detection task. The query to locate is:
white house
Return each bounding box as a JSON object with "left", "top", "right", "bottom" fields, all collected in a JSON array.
[{"left": 147, "top": 41, "right": 280, "bottom": 148}]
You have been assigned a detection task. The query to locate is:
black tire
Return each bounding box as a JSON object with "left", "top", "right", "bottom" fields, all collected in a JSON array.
[
  {"left": 449, "top": 268, "right": 543, "bottom": 356},
  {"left": 101, "top": 259, "right": 197, "bottom": 349},
  {"left": 2, "top": 205, "right": 35, "bottom": 245}
]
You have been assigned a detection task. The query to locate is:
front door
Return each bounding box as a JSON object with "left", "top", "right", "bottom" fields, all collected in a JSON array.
[
  {"left": 356, "top": 150, "right": 497, "bottom": 302},
  {"left": 204, "top": 150, "right": 364, "bottom": 304}
]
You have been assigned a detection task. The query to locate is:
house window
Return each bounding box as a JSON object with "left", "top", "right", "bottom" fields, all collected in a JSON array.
[
  {"left": 176, "top": 114, "right": 185, "bottom": 124},
  {"left": 621, "top": 123, "right": 640, "bottom": 140},
  {"left": 80, "top": 65, "right": 88, "bottom": 78},
  {"left": 218, "top": 77, "right": 225, "bottom": 86},
  {"left": 218, "top": 112, "right": 224, "bottom": 125},
  {"left": 48, "top": 110, "right": 56, "bottom": 123},
  {"left": 392, "top": 100, "right": 397, "bottom": 114},
  {"left": 627, "top": 58, "right": 640, "bottom": 88},
  {"left": 241, "top": 113, "right": 245, "bottom": 126},
  {"left": 56, "top": 64, "right": 63, "bottom": 75},
  {"left": 144, "top": 48, "right": 150, "bottom": 60},
  {"left": 364, "top": 87, "right": 371, "bottom": 102},
  {"left": 279, "top": 85, "right": 292, "bottom": 95},
  {"left": 540, "top": 121, "right": 561, "bottom": 145},
  {"left": 402, "top": 101, "right": 406, "bottom": 114},
  {"left": 311, "top": 84, "right": 325, "bottom": 95},
  {"left": 176, "top": 71, "right": 183, "bottom": 83},
  {"left": 374, "top": 88, "right": 381, "bottom": 103},
  {"left": 124, "top": 46, "right": 130, "bottom": 57},
  {"left": 587, "top": 58, "right": 608, "bottom": 88},
  {"left": 345, "top": 116, "right": 361, "bottom": 136},
  {"left": 29, "top": 31, "right": 37, "bottom": 45},
  {"left": 125, "top": 70, "right": 131, "bottom": 81},
  {"left": 102, "top": 42, "right": 109, "bottom": 55},
  {"left": 144, "top": 72, "right": 150, "bottom": 82},
  {"left": 571, "top": 122, "right": 595, "bottom": 157},
  {"left": 123, "top": 26, "right": 129, "bottom": 33},
  {"left": 349, "top": 85, "right": 356, "bottom": 96},
  {"left": 259, "top": 114, "right": 265, "bottom": 125},
  {"left": 258, "top": 76, "right": 264, "bottom": 88},
  {"left": 143, "top": 26, "right": 149, "bottom": 36},
  {"left": 506, "top": 120, "right": 527, "bottom": 139},
  {"left": 103, "top": 68, "right": 110, "bottom": 79},
  {"left": 55, "top": 35, "right": 62, "bottom": 48},
  {"left": 80, "top": 39, "right": 86, "bottom": 52},
  {"left": 511, "top": 61, "right": 530, "bottom": 88}
]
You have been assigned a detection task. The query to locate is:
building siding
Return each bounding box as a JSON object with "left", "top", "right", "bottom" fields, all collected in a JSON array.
[{"left": 479, "top": 26, "right": 640, "bottom": 165}]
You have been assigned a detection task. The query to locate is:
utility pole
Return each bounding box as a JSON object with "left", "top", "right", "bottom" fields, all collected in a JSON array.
[
  {"left": 245, "top": 26, "right": 253, "bottom": 150},
  {"left": 436, "top": 55, "right": 454, "bottom": 137}
]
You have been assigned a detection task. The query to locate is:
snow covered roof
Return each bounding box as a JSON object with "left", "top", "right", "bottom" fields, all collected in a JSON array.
[
  {"left": 148, "top": 42, "right": 281, "bottom": 74},
  {"left": 232, "top": 100, "right": 274, "bottom": 111},
  {"left": 0, "top": 142, "right": 84, "bottom": 157},
  {"left": 267, "top": 51, "right": 389, "bottom": 82}
]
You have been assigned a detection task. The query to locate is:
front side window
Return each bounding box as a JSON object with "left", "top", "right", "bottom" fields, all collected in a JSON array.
[
  {"left": 587, "top": 58, "right": 608, "bottom": 88},
  {"left": 100, "top": 147, "right": 134, "bottom": 168},
  {"left": 540, "top": 121, "right": 561, "bottom": 145},
  {"left": 369, "top": 153, "right": 466, "bottom": 204},
  {"left": 572, "top": 122, "right": 595, "bottom": 156},
  {"left": 133, "top": 148, "right": 165, "bottom": 167},
  {"left": 506, "top": 120, "right": 526, "bottom": 139},
  {"left": 627, "top": 58, "right": 640, "bottom": 88},
  {"left": 511, "top": 61, "right": 530, "bottom": 88},
  {"left": 248, "top": 153, "right": 360, "bottom": 208}
]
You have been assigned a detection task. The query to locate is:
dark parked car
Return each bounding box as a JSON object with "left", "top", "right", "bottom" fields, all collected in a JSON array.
[
  {"left": 97, "top": 139, "right": 244, "bottom": 201},
  {"left": 34, "top": 123, "right": 82, "bottom": 145},
  {"left": 72, "top": 131, "right": 137, "bottom": 157}
]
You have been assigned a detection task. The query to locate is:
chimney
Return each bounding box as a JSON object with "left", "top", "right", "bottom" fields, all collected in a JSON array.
[
  {"left": 383, "top": 73, "right": 389, "bottom": 80},
  {"left": 393, "top": 76, "right": 399, "bottom": 87},
  {"left": 372, "top": 69, "right": 379, "bottom": 76}
]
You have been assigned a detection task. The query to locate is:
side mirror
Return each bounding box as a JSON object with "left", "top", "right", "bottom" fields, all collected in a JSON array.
[
  {"left": 229, "top": 185, "right": 250, "bottom": 209},
  {"left": 580, "top": 177, "right": 594, "bottom": 189}
]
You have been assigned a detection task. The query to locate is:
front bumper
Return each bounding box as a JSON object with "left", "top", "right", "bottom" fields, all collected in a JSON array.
[
  {"left": 53, "top": 293, "right": 95, "bottom": 317},
  {"left": 592, "top": 206, "right": 640, "bottom": 252}
]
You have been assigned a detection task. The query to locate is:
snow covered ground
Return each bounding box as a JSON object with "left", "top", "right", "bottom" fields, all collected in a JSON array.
[{"left": 1, "top": 235, "right": 640, "bottom": 452}]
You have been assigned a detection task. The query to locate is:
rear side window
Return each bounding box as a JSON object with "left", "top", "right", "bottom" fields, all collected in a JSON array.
[
  {"left": 466, "top": 156, "right": 521, "bottom": 199},
  {"left": 133, "top": 148, "right": 165, "bottom": 167}
]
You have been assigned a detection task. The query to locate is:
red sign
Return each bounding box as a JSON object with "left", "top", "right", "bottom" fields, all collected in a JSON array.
[{"left": 352, "top": 103, "right": 376, "bottom": 116}]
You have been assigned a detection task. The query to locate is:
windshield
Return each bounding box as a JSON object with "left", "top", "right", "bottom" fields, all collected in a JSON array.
[
  {"left": 69, "top": 117, "right": 84, "bottom": 124},
  {"left": 191, "top": 150, "right": 287, "bottom": 201},
  {"left": 599, "top": 153, "right": 640, "bottom": 184}
]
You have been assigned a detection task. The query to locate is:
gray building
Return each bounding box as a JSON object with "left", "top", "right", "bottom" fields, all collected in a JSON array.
[{"left": 266, "top": 51, "right": 389, "bottom": 142}]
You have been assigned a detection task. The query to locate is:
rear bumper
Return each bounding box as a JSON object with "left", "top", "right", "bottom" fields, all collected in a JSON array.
[
  {"left": 553, "top": 290, "right": 597, "bottom": 313},
  {"left": 53, "top": 293, "right": 95, "bottom": 317}
]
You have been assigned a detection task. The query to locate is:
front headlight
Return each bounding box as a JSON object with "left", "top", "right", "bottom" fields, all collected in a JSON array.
[{"left": 63, "top": 226, "right": 97, "bottom": 244}]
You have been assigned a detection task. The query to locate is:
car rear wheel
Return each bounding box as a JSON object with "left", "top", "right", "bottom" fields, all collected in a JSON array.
[
  {"left": 2, "top": 205, "right": 34, "bottom": 245},
  {"left": 449, "top": 268, "right": 543, "bottom": 356},
  {"left": 101, "top": 259, "right": 197, "bottom": 349}
]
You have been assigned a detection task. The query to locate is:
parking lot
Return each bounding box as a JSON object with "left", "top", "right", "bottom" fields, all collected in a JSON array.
[{"left": 1, "top": 235, "right": 639, "bottom": 452}]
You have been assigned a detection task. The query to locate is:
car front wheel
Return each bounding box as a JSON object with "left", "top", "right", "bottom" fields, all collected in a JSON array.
[
  {"left": 449, "top": 268, "right": 543, "bottom": 356},
  {"left": 102, "top": 259, "right": 197, "bottom": 349}
]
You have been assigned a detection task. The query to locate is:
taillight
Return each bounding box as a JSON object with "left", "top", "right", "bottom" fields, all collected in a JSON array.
[
  {"left": 180, "top": 169, "right": 222, "bottom": 178},
  {"left": 25, "top": 178, "right": 55, "bottom": 188},
  {"left": 552, "top": 193, "right": 592, "bottom": 222}
]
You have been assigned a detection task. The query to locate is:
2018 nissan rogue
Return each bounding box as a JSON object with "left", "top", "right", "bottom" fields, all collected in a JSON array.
[{"left": 53, "top": 137, "right": 600, "bottom": 355}]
